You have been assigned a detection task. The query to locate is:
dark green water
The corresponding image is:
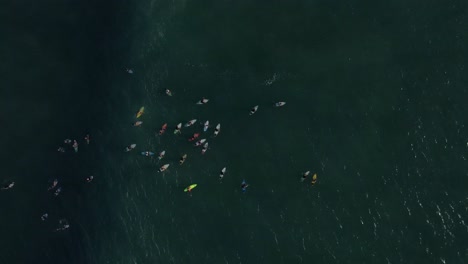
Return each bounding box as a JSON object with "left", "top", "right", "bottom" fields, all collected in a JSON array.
[{"left": 1, "top": 0, "right": 467, "bottom": 263}]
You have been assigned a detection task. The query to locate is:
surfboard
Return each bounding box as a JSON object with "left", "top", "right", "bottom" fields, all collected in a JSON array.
[
  {"left": 184, "top": 184, "right": 197, "bottom": 192},
  {"left": 141, "top": 151, "right": 154, "bottom": 156},
  {"left": 136, "top": 107, "right": 145, "bottom": 118}
]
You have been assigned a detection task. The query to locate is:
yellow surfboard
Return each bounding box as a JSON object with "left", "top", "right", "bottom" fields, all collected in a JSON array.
[
  {"left": 184, "top": 184, "right": 197, "bottom": 192},
  {"left": 136, "top": 107, "right": 145, "bottom": 118}
]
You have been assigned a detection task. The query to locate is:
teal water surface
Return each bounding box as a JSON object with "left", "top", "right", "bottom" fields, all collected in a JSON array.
[{"left": 1, "top": 0, "right": 467, "bottom": 263}]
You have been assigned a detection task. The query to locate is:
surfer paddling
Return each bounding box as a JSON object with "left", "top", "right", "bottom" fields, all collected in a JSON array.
[
  {"left": 158, "top": 164, "right": 170, "bottom": 172},
  {"left": 48, "top": 179, "right": 58, "bottom": 191},
  {"left": 1, "top": 181, "right": 15, "bottom": 190},
  {"left": 250, "top": 105, "right": 259, "bottom": 115},
  {"left": 72, "top": 140, "right": 78, "bottom": 152},
  {"left": 86, "top": 176, "right": 94, "bottom": 183},
  {"left": 125, "top": 144, "right": 136, "bottom": 152},
  {"left": 241, "top": 180, "right": 249, "bottom": 192},
  {"left": 203, "top": 121, "right": 209, "bottom": 132},
  {"left": 196, "top": 97, "right": 209, "bottom": 105},
  {"left": 158, "top": 150, "right": 166, "bottom": 160},
  {"left": 184, "top": 184, "right": 197, "bottom": 196},
  {"left": 158, "top": 123, "right": 167, "bottom": 135},
  {"left": 174, "top": 123, "right": 182, "bottom": 134},
  {"left": 166, "top": 89, "right": 173, "bottom": 96},
  {"left": 84, "top": 134, "right": 90, "bottom": 144},
  {"left": 179, "top": 154, "right": 187, "bottom": 165},
  {"left": 201, "top": 142, "right": 209, "bottom": 154},
  {"left": 301, "top": 171, "right": 310, "bottom": 182},
  {"left": 219, "top": 167, "right": 226, "bottom": 179},
  {"left": 275, "top": 102, "right": 286, "bottom": 107},
  {"left": 188, "top": 133, "right": 200, "bottom": 142},
  {"left": 214, "top": 124, "right": 220, "bottom": 137},
  {"left": 194, "top": 139, "right": 206, "bottom": 147},
  {"left": 311, "top": 174, "right": 317, "bottom": 186},
  {"left": 184, "top": 119, "right": 197, "bottom": 127}
]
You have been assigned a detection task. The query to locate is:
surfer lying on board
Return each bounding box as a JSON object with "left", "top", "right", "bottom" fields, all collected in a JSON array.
[
  {"left": 311, "top": 174, "right": 317, "bottom": 185},
  {"left": 158, "top": 164, "right": 170, "bottom": 172},
  {"left": 86, "top": 176, "right": 94, "bottom": 183},
  {"left": 179, "top": 154, "right": 187, "bottom": 165},
  {"left": 241, "top": 180, "right": 249, "bottom": 192},
  {"left": 84, "top": 134, "right": 90, "bottom": 144},
  {"left": 57, "top": 147, "right": 65, "bottom": 153},
  {"left": 72, "top": 140, "right": 78, "bottom": 152},
  {"left": 125, "top": 144, "right": 136, "bottom": 152},
  {"left": 55, "top": 219, "right": 70, "bottom": 232},
  {"left": 1, "top": 181, "right": 14, "bottom": 190},
  {"left": 159, "top": 123, "right": 167, "bottom": 135},
  {"left": 133, "top": 121, "right": 143, "bottom": 127},
  {"left": 196, "top": 97, "right": 209, "bottom": 105},
  {"left": 219, "top": 167, "right": 226, "bottom": 179},
  {"left": 41, "top": 213, "right": 48, "bottom": 221},
  {"left": 174, "top": 123, "right": 182, "bottom": 134},
  {"left": 166, "top": 89, "right": 172, "bottom": 96},
  {"left": 188, "top": 133, "right": 200, "bottom": 142},
  {"left": 48, "top": 179, "right": 58, "bottom": 191},
  {"left": 250, "top": 105, "right": 259, "bottom": 115},
  {"left": 301, "top": 171, "right": 310, "bottom": 182}
]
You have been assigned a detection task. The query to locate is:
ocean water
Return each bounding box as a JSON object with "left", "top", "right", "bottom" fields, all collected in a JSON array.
[{"left": 1, "top": 0, "right": 467, "bottom": 263}]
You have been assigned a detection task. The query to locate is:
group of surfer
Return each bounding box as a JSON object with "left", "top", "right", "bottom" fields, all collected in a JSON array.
[
  {"left": 44, "top": 135, "right": 94, "bottom": 230},
  {"left": 57, "top": 135, "right": 90, "bottom": 153},
  {"left": 301, "top": 171, "right": 318, "bottom": 185},
  {"left": 127, "top": 94, "right": 301, "bottom": 194}
]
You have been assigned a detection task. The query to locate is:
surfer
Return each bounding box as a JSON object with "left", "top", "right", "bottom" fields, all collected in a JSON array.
[
  {"left": 166, "top": 89, "right": 172, "bottom": 96},
  {"left": 144, "top": 151, "right": 151, "bottom": 157},
  {"left": 84, "top": 134, "right": 90, "bottom": 144},
  {"left": 203, "top": 121, "right": 209, "bottom": 132},
  {"left": 195, "top": 138, "right": 206, "bottom": 147},
  {"left": 57, "top": 147, "right": 65, "bottom": 153},
  {"left": 48, "top": 179, "right": 58, "bottom": 191},
  {"left": 159, "top": 123, "right": 167, "bottom": 135},
  {"left": 184, "top": 184, "right": 197, "bottom": 196},
  {"left": 250, "top": 105, "right": 259, "bottom": 115},
  {"left": 179, "top": 154, "right": 187, "bottom": 165},
  {"left": 311, "top": 174, "right": 317, "bottom": 185},
  {"left": 126, "top": 68, "right": 134, "bottom": 74},
  {"left": 54, "top": 187, "right": 62, "bottom": 196},
  {"left": 301, "top": 171, "right": 310, "bottom": 182},
  {"left": 41, "top": 213, "right": 48, "bottom": 221},
  {"left": 158, "top": 164, "right": 170, "bottom": 172},
  {"left": 158, "top": 150, "right": 166, "bottom": 160},
  {"left": 125, "top": 144, "right": 136, "bottom": 152},
  {"left": 72, "top": 140, "right": 78, "bottom": 152},
  {"left": 1, "top": 181, "right": 14, "bottom": 190},
  {"left": 133, "top": 121, "right": 143, "bottom": 127},
  {"left": 201, "top": 142, "right": 209, "bottom": 154},
  {"left": 214, "top": 124, "right": 220, "bottom": 137},
  {"left": 275, "top": 102, "right": 286, "bottom": 107},
  {"left": 55, "top": 219, "right": 70, "bottom": 232},
  {"left": 188, "top": 133, "right": 200, "bottom": 142},
  {"left": 64, "top": 139, "right": 72, "bottom": 144},
  {"left": 219, "top": 167, "right": 226, "bottom": 179},
  {"left": 86, "top": 176, "right": 94, "bottom": 183},
  {"left": 196, "top": 97, "right": 209, "bottom": 105},
  {"left": 174, "top": 123, "right": 182, "bottom": 134},
  {"left": 241, "top": 180, "right": 249, "bottom": 192},
  {"left": 184, "top": 119, "right": 197, "bottom": 127}
]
